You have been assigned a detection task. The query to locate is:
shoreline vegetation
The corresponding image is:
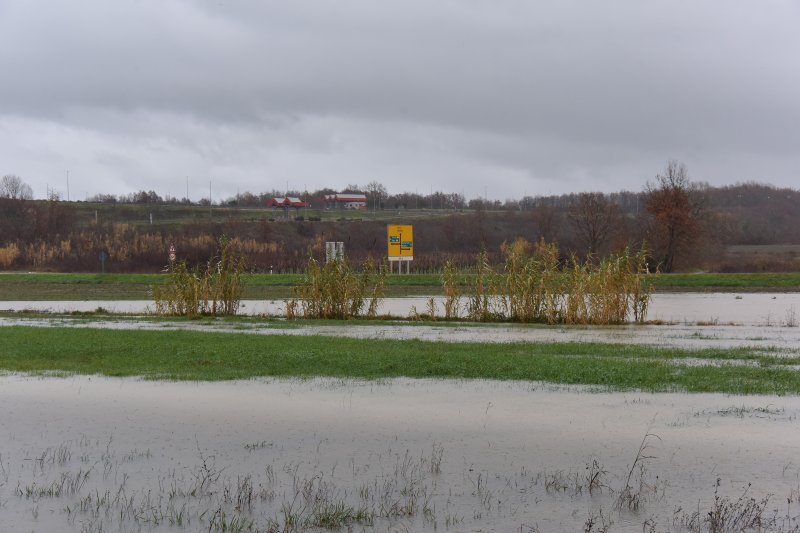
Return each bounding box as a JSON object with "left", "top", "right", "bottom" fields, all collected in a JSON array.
[
  {"left": 3, "top": 241, "right": 798, "bottom": 394},
  {"left": 1, "top": 271, "right": 799, "bottom": 301},
  {"left": 1, "top": 325, "right": 799, "bottom": 395},
  {"left": 118, "top": 239, "right": 653, "bottom": 325}
]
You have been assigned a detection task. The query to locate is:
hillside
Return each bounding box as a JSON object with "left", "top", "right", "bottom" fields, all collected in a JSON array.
[{"left": 0, "top": 182, "right": 798, "bottom": 273}]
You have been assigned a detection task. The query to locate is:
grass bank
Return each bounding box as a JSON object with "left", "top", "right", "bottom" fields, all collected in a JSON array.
[
  {"left": 1, "top": 326, "right": 798, "bottom": 394},
  {"left": 647, "top": 272, "right": 800, "bottom": 291},
  {"left": 2, "top": 271, "right": 800, "bottom": 301}
]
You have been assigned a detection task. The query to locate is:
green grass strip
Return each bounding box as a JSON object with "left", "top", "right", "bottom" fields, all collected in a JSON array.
[
  {"left": 3, "top": 271, "right": 800, "bottom": 287},
  {"left": 647, "top": 272, "right": 800, "bottom": 289},
  {"left": 1, "top": 326, "right": 799, "bottom": 395}
]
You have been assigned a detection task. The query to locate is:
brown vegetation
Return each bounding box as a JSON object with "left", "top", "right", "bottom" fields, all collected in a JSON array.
[
  {"left": 153, "top": 237, "right": 246, "bottom": 317},
  {"left": 457, "top": 239, "right": 651, "bottom": 324},
  {"left": 1, "top": 171, "right": 798, "bottom": 274},
  {"left": 644, "top": 161, "right": 704, "bottom": 273},
  {"left": 287, "top": 255, "right": 386, "bottom": 319}
]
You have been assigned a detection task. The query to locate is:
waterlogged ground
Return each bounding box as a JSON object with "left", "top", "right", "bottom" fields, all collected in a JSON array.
[
  {"left": 2, "top": 292, "right": 800, "bottom": 326},
  {"left": 2, "top": 315, "right": 800, "bottom": 354},
  {"left": 1, "top": 376, "right": 799, "bottom": 532},
  {"left": 2, "top": 292, "right": 800, "bottom": 354}
]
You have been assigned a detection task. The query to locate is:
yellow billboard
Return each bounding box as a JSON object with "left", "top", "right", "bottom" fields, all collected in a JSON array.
[{"left": 387, "top": 224, "right": 413, "bottom": 259}]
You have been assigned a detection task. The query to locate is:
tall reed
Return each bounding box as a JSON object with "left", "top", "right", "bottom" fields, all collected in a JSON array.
[
  {"left": 466, "top": 246, "right": 500, "bottom": 321},
  {"left": 0, "top": 243, "right": 20, "bottom": 268},
  {"left": 463, "top": 239, "right": 652, "bottom": 324},
  {"left": 288, "top": 254, "right": 387, "bottom": 319},
  {"left": 153, "top": 236, "right": 246, "bottom": 317},
  {"left": 441, "top": 259, "right": 460, "bottom": 319}
]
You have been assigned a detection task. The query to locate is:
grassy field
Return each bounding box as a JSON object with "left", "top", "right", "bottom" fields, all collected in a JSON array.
[
  {"left": 58, "top": 201, "right": 471, "bottom": 229},
  {"left": 1, "top": 325, "right": 798, "bottom": 394},
  {"left": 1, "top": 271, "right": 799, "bottom": 300},
  {"left": 648, "top": 272, "right": 800, "bottom": 290}
]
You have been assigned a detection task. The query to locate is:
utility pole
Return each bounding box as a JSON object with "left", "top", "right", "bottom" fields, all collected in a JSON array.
[
  {"left": 186, "top": 176, "right": 189, "bottom": 202},
  {"left": 66, "top": 170, "right": 70, "bottom": 202},
  {"left": 209, "top": 179, "right": 212, "bottom": 218}
]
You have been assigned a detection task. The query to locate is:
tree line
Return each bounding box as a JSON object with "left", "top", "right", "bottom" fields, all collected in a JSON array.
[{"left": 1, "top": 163, "right": 799, "bottom": 273}]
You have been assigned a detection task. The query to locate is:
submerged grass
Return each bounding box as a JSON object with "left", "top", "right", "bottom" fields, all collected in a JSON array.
[{"left": 1, "top": 326, "right": 800, "bottom": 394}]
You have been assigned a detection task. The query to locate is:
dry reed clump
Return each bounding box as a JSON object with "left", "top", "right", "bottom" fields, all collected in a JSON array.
[
  {"left": 441, "top": 259, "right": 460, "bottom": 319},
  {"left": 466, "top": 246, "right": 503, "bottom": 321},
  {"left": 287, "top": 254, "right": 386, "bottom": 319},
  {"left": 459, "top": 239, "right": 652, "bottom": 325},
  {"left": 91, "top": 224, "right": 166, "bottom": 265},
  {"left": 227, "top": 237, "right": 280, "bottom": 255},
  {"left": 0, "top": 243, "right": 20, "bottom": 268},
  {"left": 25, "top": 241, "right": 61, "bottom": 269},
  {"left": 153, "top": 236, "right": 246, "bottom": 317}
]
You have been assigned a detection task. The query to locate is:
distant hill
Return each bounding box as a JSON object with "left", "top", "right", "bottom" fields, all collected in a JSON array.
[{"left": 1, "top": 182, "right": 797, "bottom": 273}]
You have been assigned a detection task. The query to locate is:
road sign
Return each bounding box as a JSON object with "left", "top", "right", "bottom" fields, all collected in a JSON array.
[
  {"left": 387, "top": 225, "right": 413, "bottom": 260},
  {"left": 168, "top": 244, "right": 176, "bottom": 262},
  {"left": 325, "top": 241, "right": 344, "bottom": 263}
]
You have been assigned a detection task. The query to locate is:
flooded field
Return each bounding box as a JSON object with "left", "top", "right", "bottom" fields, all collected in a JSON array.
[
  {"left": 2, "top": 292, "right": 800, "bottom": 327},
  {"left": 3, "top": 315, "right": 800, "bottom": 354},
  {"left": 0, "top": 376, "right": 798, "bottom": 532},
  {"left": 2, "top": 293, "right": 799, "bottom": 531}
]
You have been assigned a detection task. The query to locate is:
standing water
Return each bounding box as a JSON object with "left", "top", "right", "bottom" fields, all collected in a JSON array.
[{"left": 0, "top": 376, "right": 798, "bottom": 532}]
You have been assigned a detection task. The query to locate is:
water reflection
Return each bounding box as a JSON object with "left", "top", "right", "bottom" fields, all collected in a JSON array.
[
  {"left": 2, "top": 293, "right": 799, "bottom": 326},
  {"left": 0, "top": 376, "right": 797, "bottom": 532}
]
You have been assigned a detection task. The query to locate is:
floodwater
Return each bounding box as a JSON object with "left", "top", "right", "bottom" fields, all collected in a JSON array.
[
  {"left": 2, "top": 292, "right": 800, "bottom": 353},
  {"left": 2, "top": 294, "right": 799, "bottom": 531},
  {"left": 2, "top": 292, "right": 799, "bottom": 327},
  {"left": 3, "top": 315, "right": 800, "bottom": 353},
  {"left": 0, "top": 376, "right": 798, "bottom": 532}
]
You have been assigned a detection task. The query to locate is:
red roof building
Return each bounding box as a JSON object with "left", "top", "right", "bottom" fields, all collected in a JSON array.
[
  {"left": 267, "top": 197, "right": 307, "bottom": 219},
  {"left": 268, "top": 197, "right": 307, "bottom": 208},
  {"left": 323, "top": 193, "right": 367, "bottom": 209}
]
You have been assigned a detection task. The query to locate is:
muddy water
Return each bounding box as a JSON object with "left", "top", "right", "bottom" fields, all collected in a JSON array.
[
  {"left": 2, "top": 292, "right": 800, "bottom": 353},
  {"left": 0, "top": 376, "right": 798, "bottom": 532},
  {"left": 2, "top": 292, "right": 799, "bottom": 326}
]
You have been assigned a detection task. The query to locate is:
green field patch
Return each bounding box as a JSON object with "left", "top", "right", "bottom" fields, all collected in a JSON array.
[
  {"left": 1, "top": 326, "right": 799, "bottom": 394},
  {"left": 2, "top": 271, "right": 799, "bottom": 302}
]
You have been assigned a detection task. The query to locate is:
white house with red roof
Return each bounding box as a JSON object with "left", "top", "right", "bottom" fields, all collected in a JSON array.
[{"left": 323, "top": 193, "right": 367, "bottom": 210}]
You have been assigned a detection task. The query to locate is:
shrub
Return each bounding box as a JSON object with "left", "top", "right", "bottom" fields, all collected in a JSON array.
[
  {"left": 287, "top": 254, "right": 386, "bottom": 319},
  {"left": 153, "top": 236, "right": 245, "bottom": 317},
  {"left": 462, "top": 239, "right": 652, "bottom": 324}
]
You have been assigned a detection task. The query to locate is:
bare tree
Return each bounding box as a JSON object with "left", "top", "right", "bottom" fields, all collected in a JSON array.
[
  {"left": 364, "top": 181, "right": 387, "bottom": 211},
  {"left": 568, "top": 192, "right": 621, "bottom": 257},
  {"left": 644, "top": 160, "right": 704, "bottom": 272},
  {"left": 530, "top": 203, "right": 562, "bottom": 244},
  {"left": 0, "top": 174, "right": 33, "bottom": 200}
]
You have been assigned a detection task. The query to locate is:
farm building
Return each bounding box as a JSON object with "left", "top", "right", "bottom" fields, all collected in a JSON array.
[
  {"left": 323, "top": 193, "right": 368, "bottom": 210},
  {"left": 267, "top": 197, "right": 307, "bottom": 218}
]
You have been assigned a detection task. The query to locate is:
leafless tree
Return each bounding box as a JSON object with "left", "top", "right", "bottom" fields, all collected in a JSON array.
[
  {"left": 531, "top": 204, "right": 562, "bottom": 244},
  {"left": 568, "top": 192, "right": 621, "bottom": 257},
  {"left": 365, "top": 181, "right": 387, "bottom": 211},
  {"left": 0, "top": 174, "right": 33, "bottom": 200}
]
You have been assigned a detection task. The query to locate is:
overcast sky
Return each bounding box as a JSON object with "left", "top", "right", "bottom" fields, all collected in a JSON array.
[{"left": 1, "top": 0, "right": 798, "bottom": 202}]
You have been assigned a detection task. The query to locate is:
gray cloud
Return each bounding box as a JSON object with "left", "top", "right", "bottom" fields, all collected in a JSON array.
[{"left": 1, "top": 0, "right": 799, "bottom": 200}]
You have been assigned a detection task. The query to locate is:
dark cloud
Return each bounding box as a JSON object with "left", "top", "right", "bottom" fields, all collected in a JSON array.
[{"left": 1, "top": 0, "right": 799, "bottom": 200}]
